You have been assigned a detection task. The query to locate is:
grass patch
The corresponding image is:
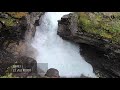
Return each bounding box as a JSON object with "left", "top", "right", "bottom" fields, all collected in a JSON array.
[{"left": 77, "top": 12, "right": 120, "bottom": 44}]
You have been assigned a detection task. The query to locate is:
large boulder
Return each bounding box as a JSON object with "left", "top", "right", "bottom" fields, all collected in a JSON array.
[{"left": 45, "top": 68, "right": 60, "bottom": 78}]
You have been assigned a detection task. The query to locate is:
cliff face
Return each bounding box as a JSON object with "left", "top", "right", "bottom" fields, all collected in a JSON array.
[
  {"left": 0, "top": 12, "right": 44, "bottom": 56},
  {"left": 0, "top": 12, "right": 43, "bottom": 77},
  {"left": 58, "top": 12, "right": 120, "bottom": 78}
]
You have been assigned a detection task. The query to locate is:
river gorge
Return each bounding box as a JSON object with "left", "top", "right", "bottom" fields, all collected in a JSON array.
[{"left": 0, "top": 12, "right": 120, "bottom": 78}]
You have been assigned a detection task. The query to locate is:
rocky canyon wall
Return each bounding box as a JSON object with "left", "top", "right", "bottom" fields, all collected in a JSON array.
[
  {"left": 58, "top": 12, "right": 120, "bottom": 78},
  {"left": 0, "top": 12, "right": 44, "bottom": 77}
]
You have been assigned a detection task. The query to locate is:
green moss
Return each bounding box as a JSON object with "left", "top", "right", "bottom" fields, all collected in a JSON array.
[
  {"left": 6, "top": 12, "right": 28, "bottom": 19},
  {"left": 0, "top": 17, "right": 16, "bottom": 26},
  {"left": 0, "top": 64, "right": 18, "bottom": 78},
  {"left": 77, "top": 12, "right": 120, "bottom": 44},
  {"left": 0, "top": 73, "right": 18, "bottom": 78},
  {"left": 100, "top": 32, "right": 112, "bottom": 39},
  {"left": 0, "top": 12, "right": 28, "bottom": 27}
]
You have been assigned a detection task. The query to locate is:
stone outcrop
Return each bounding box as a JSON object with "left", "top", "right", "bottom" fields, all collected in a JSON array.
[
  {"left": 0, "top": 12, "right": 44, "bottom": 77},
  {"left": 0, "top": 12, "right": 44, "bottom": 56},
  {"left": 58, "top": 12, "right": 120, "bottom": 78}
]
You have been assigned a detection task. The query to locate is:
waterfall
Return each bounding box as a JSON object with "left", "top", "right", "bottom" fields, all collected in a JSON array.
[{"left": 31, "top": 12, "right": 96, "bottom": 78}]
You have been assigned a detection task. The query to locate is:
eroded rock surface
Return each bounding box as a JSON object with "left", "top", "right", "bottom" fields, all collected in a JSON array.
[{"left": 58, "top": 12, "right": 120, "bottom": 78}]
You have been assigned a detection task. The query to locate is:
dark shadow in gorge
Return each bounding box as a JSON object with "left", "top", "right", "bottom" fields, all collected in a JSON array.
[{"left": 79, "top": 43, "right": 120, "bottom": 78}]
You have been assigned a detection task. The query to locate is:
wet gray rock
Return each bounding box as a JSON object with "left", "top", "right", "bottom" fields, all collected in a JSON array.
[
  {"left": 0, "top": 22, "right": 3, "bottom": 29},
  {"left": 0, "top": 49, "right": 15, "bottom": 76},
  {"left": 0, "top": 13, "right": 8, "bottom": 18},
  {"left": 45, "top": 68, "right": 60, "bottom": 78}
]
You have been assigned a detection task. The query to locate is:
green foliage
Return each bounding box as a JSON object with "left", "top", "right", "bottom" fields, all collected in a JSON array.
[
  {"left": 0, "top": 64, "right": 18, "bottom": 78},
  {"left": 0, "top": 17, "right": 16, "bottom": 27},
  {"left": 0, "top": 73, "right": 18, "bottom": 78},
  {"left": 77, "top": 12, "right": 120, "bottom": 44}
]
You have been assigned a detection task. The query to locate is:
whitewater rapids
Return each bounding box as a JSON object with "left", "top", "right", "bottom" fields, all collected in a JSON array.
[{"left": 31, "top": 12, "right": 96, "bottom": 78}]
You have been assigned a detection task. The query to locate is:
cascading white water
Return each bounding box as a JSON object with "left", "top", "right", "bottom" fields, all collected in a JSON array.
[{"left": 31, "top": 12, "right": 96, "bottom": 78}]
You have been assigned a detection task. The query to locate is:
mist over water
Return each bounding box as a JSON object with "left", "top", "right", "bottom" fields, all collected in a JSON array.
[{"left": 31, "top": 12, "right": 96, "bottom": 77}]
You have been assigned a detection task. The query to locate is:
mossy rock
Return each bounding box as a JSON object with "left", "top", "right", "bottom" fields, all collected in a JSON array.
[
  {"left": 0, "top": 12, "right": 28, "bottom": 27},
  {"left": 77, "top": 12, "right": 120, "bottom": 45},
  {"left": 0, "top": 17, "right": 16, "bottom": 26},
  {"left": 6, "top": 12, "right": 28, "bottom": 19},
  {"left": 0, "top": 73, "right": 18, "bottom": 78}
]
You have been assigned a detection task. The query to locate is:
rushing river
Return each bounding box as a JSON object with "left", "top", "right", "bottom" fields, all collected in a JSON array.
[{"left": 31, "top": 12, "right": 96, "bottom": 78}]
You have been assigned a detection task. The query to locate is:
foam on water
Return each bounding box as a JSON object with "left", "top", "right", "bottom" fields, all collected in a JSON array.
[{"left": 31, "top": 12, "right": 96, "bottom": 77}]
